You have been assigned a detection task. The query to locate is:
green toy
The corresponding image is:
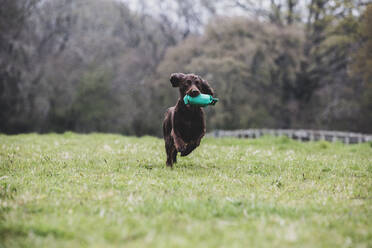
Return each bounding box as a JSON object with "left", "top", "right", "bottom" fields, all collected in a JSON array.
[{"left": 183, "top": 93, "right": 219, "bottom": 107}]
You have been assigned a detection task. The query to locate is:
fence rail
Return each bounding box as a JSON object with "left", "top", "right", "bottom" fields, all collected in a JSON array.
[{"left": 208, "top": 129, "right": 372, "bottom": 144}]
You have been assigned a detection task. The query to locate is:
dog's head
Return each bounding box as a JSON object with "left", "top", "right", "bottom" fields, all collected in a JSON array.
[{"left": 170, "top": 73, "right": 214, "bottom": 98}]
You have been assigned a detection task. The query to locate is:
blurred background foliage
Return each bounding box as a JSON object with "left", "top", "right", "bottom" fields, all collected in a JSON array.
[{"left": 0, "top": 0, "right": 371, "bottom": 136}]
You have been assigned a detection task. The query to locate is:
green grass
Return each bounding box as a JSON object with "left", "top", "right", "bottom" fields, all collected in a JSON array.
[{"left": 0, "top": 133, "right": 371, "bottom": 248}]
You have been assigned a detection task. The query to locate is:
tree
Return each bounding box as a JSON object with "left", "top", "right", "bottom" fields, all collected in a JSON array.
[
  {"left": 352, "top": 4, "right": 372, "bottom": 132},
  {"left": 293, "top": 0, "right": 367, "bottom": 130},
  {"left": 0, "top": 0, "right": 40, "bottom": 132},
  {"left": 0, "top": 0, "right": 181, "bottom": 135}
]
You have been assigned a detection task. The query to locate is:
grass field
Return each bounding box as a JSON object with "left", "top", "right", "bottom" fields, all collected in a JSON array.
[{"left": 0, "top": 133, "right": 371, "bottom": 247}]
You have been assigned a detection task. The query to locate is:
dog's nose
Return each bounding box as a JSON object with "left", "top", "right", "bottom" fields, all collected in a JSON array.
[{"left": 190, "top": 89, "right": 200, "bottom": 97}]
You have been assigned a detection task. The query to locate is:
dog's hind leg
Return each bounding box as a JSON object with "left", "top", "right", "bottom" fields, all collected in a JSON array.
[
  {"left": 166, "top": 151, "right": 174, "bottom": 167},
  {"left": 165, "top": 137, "right": 175, "bottom": 167},
  {"left": 163, "top": 108, "right": 176, "bottom": 167},
  {"left": 172, "top": 148, "right": 177, "bottom": 163}
]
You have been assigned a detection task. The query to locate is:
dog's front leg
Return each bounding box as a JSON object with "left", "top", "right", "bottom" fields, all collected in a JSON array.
[
  {"left": 192, "top": 128, "right": 206, "bottom": 148},
  {"left": 180, "top": 142, "right": 197, "bottom": 157},
  {"left": 171, "top": 129, "right": 187, "bottom": 154}
]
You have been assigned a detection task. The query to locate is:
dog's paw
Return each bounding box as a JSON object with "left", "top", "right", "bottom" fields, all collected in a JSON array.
[
  {"left": 180, "top": 149, "right": 189, "bottom": 156},
  {"left": 176, "top": 143, "right": 187, "bottom": 154},
  {"left": 180, "top": 143, "right": 197, "bottom": 157}
]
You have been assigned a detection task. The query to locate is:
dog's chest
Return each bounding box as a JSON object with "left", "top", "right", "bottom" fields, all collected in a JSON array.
[{"left": 175, "top": 113, "right": 203, "bottom": 141}]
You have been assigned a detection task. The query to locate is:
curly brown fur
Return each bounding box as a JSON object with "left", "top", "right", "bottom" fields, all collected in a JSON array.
[{"left": 163, "top": 73, "right": 214, "bottom": 167}]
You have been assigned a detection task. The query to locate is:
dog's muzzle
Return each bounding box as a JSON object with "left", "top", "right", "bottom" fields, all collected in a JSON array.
[{"left": 187, "top": 88, "right": 200, "bottom": 97}]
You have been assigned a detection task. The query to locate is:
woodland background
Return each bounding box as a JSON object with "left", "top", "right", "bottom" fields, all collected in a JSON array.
[{"left": 1, "top": 0, "right": 371, "bottom": 136}]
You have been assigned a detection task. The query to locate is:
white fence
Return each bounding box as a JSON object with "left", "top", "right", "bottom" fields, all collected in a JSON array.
[{"left": 208, "top": 129, "right": 372, "bottom": 144}]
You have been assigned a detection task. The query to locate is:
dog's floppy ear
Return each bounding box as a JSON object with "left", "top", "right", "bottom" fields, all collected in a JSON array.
[
  {"left": 170, "top": 73, "right": 185, "bottom": 87},
  {"left": 201, "top": 79, "right": 214, "bottom": 96}
]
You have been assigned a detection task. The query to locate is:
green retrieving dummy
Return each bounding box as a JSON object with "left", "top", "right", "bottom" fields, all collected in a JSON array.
[{"left": 183, "top": 94, "right": 219, "bottom": 107}]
